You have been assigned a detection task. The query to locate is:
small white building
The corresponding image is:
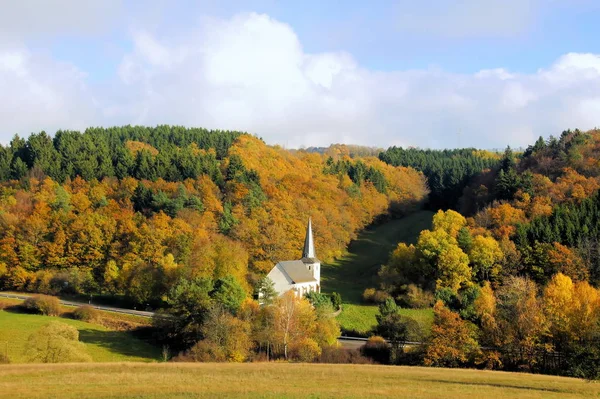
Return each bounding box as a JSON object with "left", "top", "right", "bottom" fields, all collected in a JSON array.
[{"left": 266, "top": 218, "right": 321, "bottom": 297}]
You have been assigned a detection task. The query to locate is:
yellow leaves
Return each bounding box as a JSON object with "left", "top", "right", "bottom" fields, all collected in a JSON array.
[
  {"left": 70, "top": 191, "right": 92, "bottom": 213},
  {"left": 469, "top": 235, "right": 503, "bottom": 280},
  {"left": 125, "top": 140, "right": 159, "bottom": 156},
  {"left": 543, "top": 273, "right": 600, "bottom": 342},
  {"left": 436, "top": 245, "right": 471, "bottom": 292},
  {"left": 417, "top": 229, "right": 456, "bottom": 259},
  {"left": 425, "top": 300, "right": 479, "bottom": 367},
  {"left": 104, "top": 260, "right": 119, "bottom": 285},
  {"left": 479, "top": 203, "right": 526, "bottom": 239},
  {"left": 543, "top": 273, "right": 574, "bottom": 336},
  {"left": 197, "top": 174, "right": 223, "bottom": 214},
  {"left": 416, "top": 214, "right": 472, "bottom": 291},
  {"left": 159, "top": 253, "right": 179, "bottom": 273},
  {"left": 474, "top": 282, "right": 496, "bottom": 326},
  {"left": 570, "top": 281, "right": 600, "bottom": 339},
  {"left": 553, "top": 168, "right": 599, "bottom": 203},
  {"left": 432, "top": 209, "right": 466, "bottom": 238}
]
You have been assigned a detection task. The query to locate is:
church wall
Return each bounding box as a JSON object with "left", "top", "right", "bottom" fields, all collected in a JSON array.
[{"left": 266, "top": 265, "right": 294, "bottom": 296}]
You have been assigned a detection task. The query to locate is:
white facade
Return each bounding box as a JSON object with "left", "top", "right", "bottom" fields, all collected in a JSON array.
[{"left": 265, "top": 218, "right": 321, "bottom": 297}]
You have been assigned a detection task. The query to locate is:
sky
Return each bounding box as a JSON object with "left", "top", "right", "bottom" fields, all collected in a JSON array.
[{"left": 2, "top": 0, "right": 600, "bottom": 149}]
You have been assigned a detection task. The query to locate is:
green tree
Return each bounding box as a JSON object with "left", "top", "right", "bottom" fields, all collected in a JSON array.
[{"left": 211, "top": 275, "right": 246, "bottom": 314}]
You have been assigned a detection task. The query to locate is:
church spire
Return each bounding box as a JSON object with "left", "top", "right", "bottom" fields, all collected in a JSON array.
[{"left": 302, "top": 217, "right": 316, "bottom": 259}]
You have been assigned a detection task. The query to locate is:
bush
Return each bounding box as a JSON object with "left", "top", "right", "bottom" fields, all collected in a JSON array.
[
  {"left": 22, "top": 295, "right": 61, "bottom": 316},
  {"left": 362, "top": 288, "right": 376, "bottom": 303},
  {"left": 26, "top": 321, "right": 91, "bottom": 363},
  {"left": 397, "top": 285, "right": 434, "bottom": 309},
  {"left": 361, "top": 336, "right": 390, "bottom": 364},
  {"left": 317, "top": 346, "right": 372, "bottom": 364},
  {"left": 176, "top": 340, "right": 227, "bottom": 362},
  {"left": 305, "top": 292, "right": 332, "bottom": 309},
  {"left": 330, "top": 292, "right": 342, "bottom": 310},
  {"left": 72, "top": 305, "right": 99, "bottom": 322},
  {"left": 290, "top": 338, "right": 321, "bottom": 362},
  {"left": 0, "top": 352, "right": 9, "bottom": 364},
  {"left": 363, "top": 288, "right": 389, "bottom": 304}
]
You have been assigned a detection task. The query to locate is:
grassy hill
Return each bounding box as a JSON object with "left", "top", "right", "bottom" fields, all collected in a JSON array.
[
  {"left": 0, "top": 362, "right": 597, "bottom": 399},
  {"left": 321, "top": 210, "right": 434, "bottom": 334},
  {"left": 0, "top": 310, "right": 160, "bottom": 363}
]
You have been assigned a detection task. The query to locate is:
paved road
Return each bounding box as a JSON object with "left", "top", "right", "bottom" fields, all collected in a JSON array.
[
  {"left": 337, "top": 336, "right": 424, "bottom": 349},
  {"left": 1, "top": 292, "right": 412, "bottom": 348},
  {"left": 0, "top": 292, "right": 155, "bottom": 318}
]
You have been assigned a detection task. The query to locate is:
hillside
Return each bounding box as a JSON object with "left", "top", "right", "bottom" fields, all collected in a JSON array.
[
  {"left": 372, "top": 129, "right": 600, "bottom": 377},
  {"left": 0, "top": 363, "right": 597, "bottom": 399},
  {"left": 321, "top": 211, "right": 434, "bottom": 334},
  {"left": 0, "top": 126, "right": 428, "bottom": 306}
]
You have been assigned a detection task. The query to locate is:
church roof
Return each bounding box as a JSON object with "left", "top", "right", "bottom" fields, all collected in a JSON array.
[
  {"left": 276, "top": 260, "right": 317, "bottom": 284},
  {"left": 302, "top": 217, "right": 316, "bottom": 259}
]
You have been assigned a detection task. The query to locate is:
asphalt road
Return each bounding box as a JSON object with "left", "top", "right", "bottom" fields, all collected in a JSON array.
[
  {"left": 0, "top": 292, "right": 155, "bottom": 318},
  {"left": 0, "top": 291, "right": 412, "bottom": 348}
]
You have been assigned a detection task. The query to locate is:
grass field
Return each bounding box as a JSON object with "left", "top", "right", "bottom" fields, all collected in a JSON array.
[
  {"left": 0, "top": 310, "right": 161, "bottom": 363},
  {"left": 0, "top": 362, "right": 597, "bottom": 399},
  {"left": 337, "top": 305, "right": 434, "bottom": 336},
  {"left": 321, "top": 211, "right": 434, "bottom": 334}
]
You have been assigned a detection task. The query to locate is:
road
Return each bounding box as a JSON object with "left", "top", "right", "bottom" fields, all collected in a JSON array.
[
  {"left": 0, "top": 292, "right": 409, "bottom": 348},
  {"left": 0, "top": 292, "right": 155, "bottom": 318}
]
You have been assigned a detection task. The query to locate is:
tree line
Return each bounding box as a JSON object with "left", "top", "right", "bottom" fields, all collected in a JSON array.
[
  {"left": 0, "top": 129, "right": 429, "bottom": 308},
  {"left": 372, "top": 129, "right": 600, "bottom": 378},
  {"left": 378, "top": 147, "right": 500, "bottom": 209},
  {"left": 0, "top": 125, "right": 241, "bottom": 183}
]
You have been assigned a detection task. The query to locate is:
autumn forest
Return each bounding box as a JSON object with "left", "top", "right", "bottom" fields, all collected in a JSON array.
[{"left": 1, "top": 126, "right": 600, "bottom": 378}]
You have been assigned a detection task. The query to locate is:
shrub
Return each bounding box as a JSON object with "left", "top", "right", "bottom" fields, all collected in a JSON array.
[
  {"left": 0, "top": 352, "right": 9, "bottom": 364},
  {"left": 22, "top": 295, "right": 61, "bottom": 316},
  {"left": 372, "top": 290, "right": 391, "bottom": 304},
  {"left": 305, "top": 292, "right": 332, "bottom": 309},
  {"left": 330, "top": 292, "right": 342, "bottom": 310},
  {"left": 26, "top": 321, "right": 92, "bottom": 363},
  {"left": 361, "top": 335, "right": 390, "bottom": 364},
  {"left": 318, "top": 346, "right": 372, "bottom": 364},
  {"left": 397, "top": 284, "right": 434, "bottom": 309},
  {"left": 72, "top": 305, "right": 99, "bottom": 322},
  {"left": 363, "top": 288, "right": 390, "bottom": 304},
  {"left": 178, "top": 340, "right": 227, "bottom": 362},
  {"left": 290, "top": 337, "right": 321, "bottom": 362},
  {"left": 362, "top": 288, "right": 376, "bottom": 303}
]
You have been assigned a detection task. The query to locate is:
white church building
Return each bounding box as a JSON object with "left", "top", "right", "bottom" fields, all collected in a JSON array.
[{"left": 266, "top": 218, "right": 321, "bottom": 297}]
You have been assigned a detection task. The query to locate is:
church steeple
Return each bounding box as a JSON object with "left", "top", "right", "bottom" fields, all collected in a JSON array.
[{"left": 302, "top": 217, "right": 316, "bottom": 259}]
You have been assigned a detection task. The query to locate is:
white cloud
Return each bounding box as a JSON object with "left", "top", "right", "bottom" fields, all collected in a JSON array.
[
  {"left": 0, "top": 46, "right": 97, "bottom": 141},
  {"left": 0, "top": 0, "right": 123, "bottom": 41},
  {"left": 2, "top": 12, "right": 600, "bottom": 149}
]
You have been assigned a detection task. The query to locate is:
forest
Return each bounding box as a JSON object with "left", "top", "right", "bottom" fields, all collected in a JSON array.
[
  {"left": 2, "top": 125, "right": 600, "bottom": 376},
  {"left": 373, "top": 129, "right": 600, "bottom": 378},
  {"left": 0, "top": 125, "right": 431, "bottom": 361}
]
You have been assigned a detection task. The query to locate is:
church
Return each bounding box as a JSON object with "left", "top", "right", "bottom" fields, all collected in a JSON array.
[{"left": 266, "top": 218, "right": 321, "bottom": 297}]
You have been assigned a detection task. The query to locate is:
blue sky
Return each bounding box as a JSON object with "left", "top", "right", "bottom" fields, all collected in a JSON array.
[{"left": 2, "top": 0, "right": 600, "bottom": 148}]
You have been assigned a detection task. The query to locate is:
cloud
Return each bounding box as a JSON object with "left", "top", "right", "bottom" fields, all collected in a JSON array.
[
  {"left": 0, "top": 0, "right": 123, "bottom": 41},
  {"left": 108, "top": 13, "right": 600, "bottom": 149},
  {"left": 0, "top": 46, "right": 97, "bottom": 141},
  {"left": 2, "top": 12, "right": 600, "bottom": 149}
]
